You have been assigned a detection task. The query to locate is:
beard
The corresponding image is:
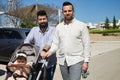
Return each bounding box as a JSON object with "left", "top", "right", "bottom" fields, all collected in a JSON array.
[
  {"left": 39, "top": 22, "right": 48, "bottom": 28},
  {"left": 65, "top": 14, "right": 73, "bottom": 21}
]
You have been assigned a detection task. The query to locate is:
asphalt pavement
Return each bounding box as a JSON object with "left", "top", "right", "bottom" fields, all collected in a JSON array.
[{"left": 82, "top": 48, "right": 120, "bottom": 80}]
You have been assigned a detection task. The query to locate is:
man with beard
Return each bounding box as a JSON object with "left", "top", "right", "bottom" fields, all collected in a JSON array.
[
  {"left": 44, "top": 1, "right": 91, "bottom": 80},
  {"left": 24, "top": 10, "right": 56, "bottom": 80}
]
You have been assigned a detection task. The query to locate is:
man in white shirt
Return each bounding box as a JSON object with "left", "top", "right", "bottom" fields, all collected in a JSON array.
[{"left": 43, "top": 1, "right": 91, "bottom": 80}]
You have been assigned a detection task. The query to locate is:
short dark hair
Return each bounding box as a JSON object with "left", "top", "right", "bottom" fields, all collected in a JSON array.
[
  {"left": 37, "top": 10, "right": 48, "bottom": 18},
  {"left": 62, "top": 1, "right": 74, "bottom": 11}
]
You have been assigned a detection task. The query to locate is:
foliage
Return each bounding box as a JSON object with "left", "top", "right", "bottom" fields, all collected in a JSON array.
[
  {"left": 89, "top": 29, "right": 120, "bottom": 34},
  {"left": 5, "top": 0, "right": 24, "bottom": 27},
  {"left": 104, "top": 17, "right": 110, "bottom": 29},
  {"left": 113, "top": 16, "right": 117, "bottom": 29},
  {"left": 3, "top": 1, "right": 58, "bottom": 28},
  {"left": 19, "top": 22, "right": 37, "bottom": 28},
  {"left": 60, "top": 18, "right": 64, "bottom": 22}
]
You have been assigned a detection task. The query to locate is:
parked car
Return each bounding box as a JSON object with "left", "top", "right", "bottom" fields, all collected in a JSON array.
[{"left": 0, "top": 28, "right": 30, "bottom": 62}]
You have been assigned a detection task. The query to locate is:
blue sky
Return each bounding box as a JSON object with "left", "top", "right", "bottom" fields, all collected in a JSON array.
[{"left": 3, "top": 0, "right": 120, "bottom": 24}]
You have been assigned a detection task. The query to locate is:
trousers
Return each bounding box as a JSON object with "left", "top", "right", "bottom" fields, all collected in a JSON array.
[{"left": 59, "top": 60, "right": 83, "bottom": 80}]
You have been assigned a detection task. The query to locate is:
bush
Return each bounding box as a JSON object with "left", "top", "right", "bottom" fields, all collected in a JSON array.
[{"left": 89, "top": 29, "right": 120, "bottom": 34}]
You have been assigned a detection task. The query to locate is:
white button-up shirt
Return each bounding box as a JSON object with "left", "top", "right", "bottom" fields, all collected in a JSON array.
[{"left": 50, "top": 18, "right": 91, "bottom": 66}]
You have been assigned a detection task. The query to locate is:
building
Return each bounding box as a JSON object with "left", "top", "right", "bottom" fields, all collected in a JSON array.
[{"left": 87, "top": 22, "right": 96, "bottom": 29}]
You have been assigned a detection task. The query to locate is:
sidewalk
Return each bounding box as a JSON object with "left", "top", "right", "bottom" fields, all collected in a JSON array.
[
  {"left": 53, "top": 41, "right": 120, "bottom": 80},
  {"left": 82, "top": 48, "right": 120, "bottom": 80}
]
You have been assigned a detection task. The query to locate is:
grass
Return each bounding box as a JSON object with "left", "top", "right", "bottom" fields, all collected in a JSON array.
[{"left": 89, "top": 29, "right": 120, "bottom": 36}]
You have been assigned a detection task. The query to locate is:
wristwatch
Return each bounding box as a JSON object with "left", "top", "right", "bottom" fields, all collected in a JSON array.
[{"left": 42, "top": 49, "right": 47, "bottom": 52}]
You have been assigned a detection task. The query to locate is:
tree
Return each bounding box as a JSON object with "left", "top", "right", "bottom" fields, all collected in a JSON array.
[
  {"left": 104, "top": 17, "right": 110, "bottom": 29},
  {"left": 20, "top": 4, "right": 58, "bottom": 28},
  {"left": 44, "top": 3, "right": 59, "bottom": 24},
  {"left": 113, "top": 16, "right": 117, "bottom": 29},
  {"left": 6, "top": 0, "right": 24, "bottom": 27},
  {"left": 0, "top": 0, "right": 6, "bottom": 27},
  {"left": 0, "top": 0, "right": 6, "bottom": 11},
  {"left": 6, "top": 1, "right": 58, "bottom": 28}
]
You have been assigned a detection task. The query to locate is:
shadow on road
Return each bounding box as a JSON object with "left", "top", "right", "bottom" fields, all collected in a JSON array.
[
  {"left": 0, "top": 61, "right": 7, "bottom": 76},
  {"left": 0, "top": 61, "right": 8, "bottom": 65},
  {"left": 0, "top": 69, "right": 5, "bottom": 76}
]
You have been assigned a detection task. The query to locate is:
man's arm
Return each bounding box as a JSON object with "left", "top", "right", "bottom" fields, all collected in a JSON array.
[
  {"left": 24, "top": 28, "right": 34, "bottom": 44},
  {"left": 40, "top": 27, "right": 57, "bottom": 58},
  {"left": 40, "top": 45, "right": 51, "bottom": 59},
  {"left": 46, "top": 27, "right": 60, "bottom": 57},
  {"left": 82, "top": 24, "right": 91, "bottom": 71}
]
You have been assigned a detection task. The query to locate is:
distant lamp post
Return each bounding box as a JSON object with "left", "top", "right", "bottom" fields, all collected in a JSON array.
[
  {"left": 58, "top": 9, "right": 61, "bottom": 23},
  {"left": 36, "top": 0, "right": 38, "bottom": 12},
  {"left": 35, "top": 0, "right": 38, "bottom": 25}
]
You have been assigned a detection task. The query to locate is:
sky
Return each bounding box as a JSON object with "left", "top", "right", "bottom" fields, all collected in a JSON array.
[{"left": 2, "top": 0, "right": 120, "bottom": 24}]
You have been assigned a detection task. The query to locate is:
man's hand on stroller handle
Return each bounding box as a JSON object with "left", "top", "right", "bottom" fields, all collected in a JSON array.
[
  {"left": 40, "top": 51, "right": 52, "bottom": 59},
  {"left": 40, "top": 51, "right": 47, "bottom": 59},
  {"left": 46, "top": 51, "right": 52, "bottom": 57}
]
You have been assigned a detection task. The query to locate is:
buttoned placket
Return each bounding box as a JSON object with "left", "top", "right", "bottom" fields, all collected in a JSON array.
[
  {"left": 64, "top": 24, "right": 71, "bottom": 65},
  {"left": 39, "top": 30, "right": 47, "bottom": 52}
]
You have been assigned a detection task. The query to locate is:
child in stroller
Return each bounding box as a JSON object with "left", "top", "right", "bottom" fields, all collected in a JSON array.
[
  {"left": 7, "top": 52, "right": 32, "bottom": 80},
  {"left": 5, "top": 44, "right": 40, "bottom": 80},
  {"left": 6, "top": 43, "right": 51, "bottom": 80}
]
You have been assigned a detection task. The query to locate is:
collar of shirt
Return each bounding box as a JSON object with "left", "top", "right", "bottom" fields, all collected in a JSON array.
[
  {"left": 64, "top": 18, "right": 76, "bottom": 25},
  {"left": 38, "top": 26, "right": 49, "bottom": 34}
]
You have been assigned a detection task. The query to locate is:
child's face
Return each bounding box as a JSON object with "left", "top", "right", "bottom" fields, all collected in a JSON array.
[{"left": 17, "top": 60, "right": 26, "bottom": 64}]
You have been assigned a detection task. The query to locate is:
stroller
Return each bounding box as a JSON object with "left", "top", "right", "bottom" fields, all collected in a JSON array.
[{"left": 5, "top": 43, "right": 48, "bottom": 80}]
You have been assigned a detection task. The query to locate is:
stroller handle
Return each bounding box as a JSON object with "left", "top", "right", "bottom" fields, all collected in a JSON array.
[{"left": 19, "top": 43, "right": 33, "bottom": 49}]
